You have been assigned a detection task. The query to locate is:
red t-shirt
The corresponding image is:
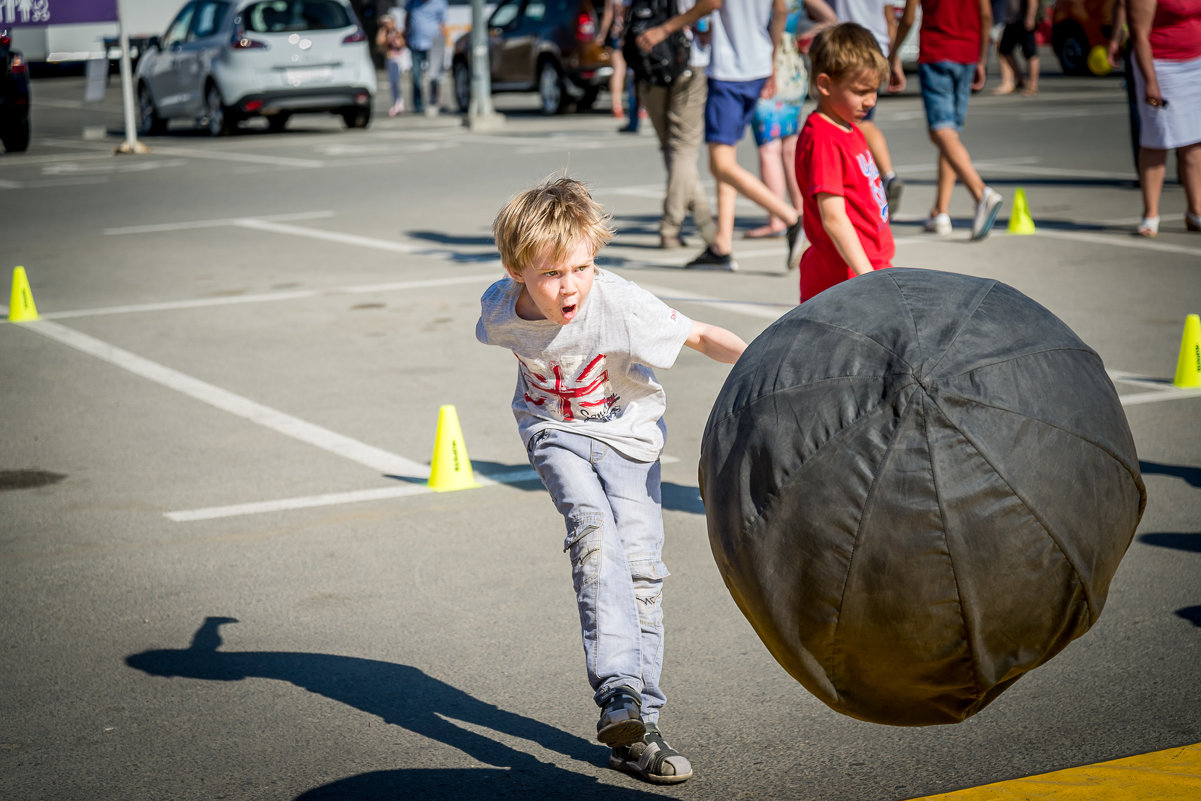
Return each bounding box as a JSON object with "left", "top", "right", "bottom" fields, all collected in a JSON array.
[
  {"left": 1151, "top": 0, "right": 1201, "bottom": 60},
  {"left": 795, "top": 113, "right": 894, "bottom": 302},
  {"left": 918, "top": 0, "right": 983, "bottom": 65}
]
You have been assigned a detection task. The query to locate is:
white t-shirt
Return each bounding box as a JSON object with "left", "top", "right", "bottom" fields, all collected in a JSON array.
[
  {"left": 476, "top": 269, "right": 693, "bottom": 462},
  {"left": 679, "top": 0, "right": 711, "bottom": 69},
  {"left": 708, "top": 0, "right": 775, "bottom": 82},
  {"left": 833, "top": 0, "right": 894, "bottom": 55}
]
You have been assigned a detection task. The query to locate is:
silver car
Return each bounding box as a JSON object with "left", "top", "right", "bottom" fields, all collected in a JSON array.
[{"left": 136, "top": 0, "right": 376, "bottom": 135}]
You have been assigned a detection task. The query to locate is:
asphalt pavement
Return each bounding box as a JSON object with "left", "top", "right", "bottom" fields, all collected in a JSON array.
[{"left": 1, "top": 61, "right": 1200, "bottom": 801}]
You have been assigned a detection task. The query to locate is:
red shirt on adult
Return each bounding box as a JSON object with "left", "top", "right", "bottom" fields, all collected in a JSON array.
[
  {"left": 1150, "top": 0, "right": 1201, "bottom": 60},
  {"left": 795, "top": 113, "right": 894, "bottom": 302},
  {"left": 918, "top": 0, "right": 983, "bottom": 64}
]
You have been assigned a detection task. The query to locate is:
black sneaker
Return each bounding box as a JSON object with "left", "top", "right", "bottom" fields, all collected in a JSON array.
[
  {"left": 685, "top": 246, "right": 738, "bottom": 272},
  {"left": 785, "top": 218, "right": 805, "bottom": 271},
  {"left": 596, "top": 686, "right": 645, "bottom": 747},
  {"left": 884, "top": 173, "right": 904, "bottom": 216}
]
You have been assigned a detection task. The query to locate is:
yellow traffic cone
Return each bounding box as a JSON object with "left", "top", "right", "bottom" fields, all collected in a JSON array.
[
  {"left": 1174, "top": 314, "right": 1201, "bottom": 388},
  {"left": 1007, "top": 188, "right": 1036, "bottom": 235},
  {"left": 428, "top": 405, "right": 481, "bottom": 492},
  {"left": 8, "top": 266, "right": 39, "bottom": 322}
]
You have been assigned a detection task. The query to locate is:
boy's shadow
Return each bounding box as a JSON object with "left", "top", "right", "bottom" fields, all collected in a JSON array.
[{"left": 126, "top": 617, "right": 668, "bottom": 800}]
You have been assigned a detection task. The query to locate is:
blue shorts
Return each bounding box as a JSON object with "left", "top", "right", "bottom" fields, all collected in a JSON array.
[
  {"left": 705, "top": 77, "right": 768, "bottom": 145},
  {"left": 918, "top": 61, "right": 975, "bottom": 132}
]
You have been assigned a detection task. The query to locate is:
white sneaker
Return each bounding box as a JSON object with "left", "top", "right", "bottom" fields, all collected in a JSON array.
[
  {"left": 971, "top": 187, "right": 1004, "bottom": 241},
  {"left": 924, "top": 213, "right": 952, "bottom": 236}
]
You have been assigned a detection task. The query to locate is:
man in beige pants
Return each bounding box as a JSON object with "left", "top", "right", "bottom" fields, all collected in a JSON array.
[{"left": 636, "top": 0, "right": 718, "bottom": 250}]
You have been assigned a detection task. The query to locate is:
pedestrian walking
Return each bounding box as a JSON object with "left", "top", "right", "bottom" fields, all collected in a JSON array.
[
  {"left": 636, "top": 0, "right": 807, "bottom": 272},
  {"left": 888, "top": 0, "right": 1005, "bottom": 240}
]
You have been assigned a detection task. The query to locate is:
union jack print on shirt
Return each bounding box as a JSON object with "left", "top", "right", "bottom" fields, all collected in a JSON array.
[{"left": 517, "top": 352, "right": 621, "bottom": 423}]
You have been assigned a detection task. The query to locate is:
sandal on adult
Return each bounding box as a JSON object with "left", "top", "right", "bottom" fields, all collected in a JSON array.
[
  {"left": 1136, "top": 217, "right": 1160, "bottom": 237},
  {"left": 609, "top": 724, "right": 693, "bottom": 785},
  {"left": 1186, "top": 213, "right": 1201, "bottom": 232}
]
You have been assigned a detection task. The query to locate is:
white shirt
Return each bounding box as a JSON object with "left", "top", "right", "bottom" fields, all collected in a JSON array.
[
  {"left": 833, "top": 0, "right": 894, "bottom": 55},
  {"left": 708, "top": 0, "right": 775, "bottom": 82}
]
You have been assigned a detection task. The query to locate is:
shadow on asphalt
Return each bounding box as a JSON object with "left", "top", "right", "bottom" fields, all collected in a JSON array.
[
  {"left": 126, "top": 617, "right": 671, "bottom": 800},
  {"left": 1139, "top": 459, "right": 1201, "bottom": 488},
  {"left": 1177, "top": 606, "right": 1201, "bottom": 627}
]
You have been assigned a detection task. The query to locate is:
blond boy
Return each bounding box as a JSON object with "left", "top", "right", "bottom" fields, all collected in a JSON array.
[{"left": 475, "top": 177, "right": 745, "bottom": 784}]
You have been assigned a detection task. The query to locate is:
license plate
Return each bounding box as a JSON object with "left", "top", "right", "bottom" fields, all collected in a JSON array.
[{"left": 285, "top": 66, "right": 333, "bottom": 86}]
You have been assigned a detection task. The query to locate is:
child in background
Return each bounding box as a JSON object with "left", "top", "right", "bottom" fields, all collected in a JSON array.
[
  {"left": 794, "top": 22, "right": 895, "bottom": 302},
  {"left": 476, "top": 177, "right": 746, "bottom": 785}
]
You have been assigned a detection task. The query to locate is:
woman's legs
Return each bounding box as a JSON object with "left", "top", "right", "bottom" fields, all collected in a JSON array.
[{"left": 1138, "top": 146, "right": 1167, "bottom": 234}]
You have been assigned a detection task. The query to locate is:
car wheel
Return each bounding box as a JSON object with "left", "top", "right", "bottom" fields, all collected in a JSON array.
[
  {"left": 205, "top": 84, "right": 235, "bottom": 136},
  {"left": 342, "top": 105, "right": 371, "bottom": 129},
  {"left": 1052, "top": 22, "right": 1088, "bottom": 76},
  {"left": 137, "top": 83, "right": 167, "bottom": 136},
  {"left": 453, "top": 59, "right": 471, "bottom": 112},
  {"left": 1, "top": 113, "right": 30, "bottom": 153},
  {"left": 537, "top": 59, "right": 568, "bottom": 115},
  {"left": 267, "top": 112, "right": 290, "bottom": 133}
]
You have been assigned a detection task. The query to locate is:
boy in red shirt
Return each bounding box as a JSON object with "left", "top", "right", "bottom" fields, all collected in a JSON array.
[{"left": 794, "top": 23, "right": 895, "bottom": 302}]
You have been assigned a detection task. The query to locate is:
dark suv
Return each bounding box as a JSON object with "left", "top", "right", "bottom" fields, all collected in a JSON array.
[
  {"left": 451, "top": 0, "right": 612, "bottom": 115},
  {"left": 0, "top": 28, "right": 30, "bottom": 153}
]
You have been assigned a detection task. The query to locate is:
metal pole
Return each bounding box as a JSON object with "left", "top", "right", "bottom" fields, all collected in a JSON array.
[
  {"left": 115, "top": 0, "right": 147, "bottom": 153},
  {"left": 465, "top": 0, "right": 502, "bottom": 130}
]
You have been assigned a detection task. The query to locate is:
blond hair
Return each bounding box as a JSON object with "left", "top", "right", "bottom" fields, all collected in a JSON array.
[
  {"left": 492, "top": 177, "right": 615, "bottom": 276},
  {"left": 809, "top": 22, "right": 889, "bottom": 86}
]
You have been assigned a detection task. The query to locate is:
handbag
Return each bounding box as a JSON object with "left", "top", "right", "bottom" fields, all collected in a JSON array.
[{"left": 774, "top": 30, "right": 809, "bottom": 105}]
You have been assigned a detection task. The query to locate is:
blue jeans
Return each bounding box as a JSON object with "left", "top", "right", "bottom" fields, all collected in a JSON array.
[
  {"left": 527, "top": 428, "right": 669, "bottom": 722},
  {"left": 410, "top": 48, "right": 430, "bottom": 112},
  {"left": 918, "top": 61, "right": 975, "bottom": 132}
]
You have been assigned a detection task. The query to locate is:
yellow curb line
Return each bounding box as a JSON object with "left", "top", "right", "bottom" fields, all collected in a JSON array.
[{"left": 909, "top": 743, "right": 1201, "bottom": 800}]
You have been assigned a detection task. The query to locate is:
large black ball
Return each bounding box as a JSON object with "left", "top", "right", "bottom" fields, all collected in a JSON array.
[{"left": 699, "top": 269, "right": 1145, "bottom": 726}]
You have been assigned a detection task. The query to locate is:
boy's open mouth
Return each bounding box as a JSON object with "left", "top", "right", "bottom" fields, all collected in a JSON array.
[{"left": 562, "top": 303, "right": 577, "bottom": 319}]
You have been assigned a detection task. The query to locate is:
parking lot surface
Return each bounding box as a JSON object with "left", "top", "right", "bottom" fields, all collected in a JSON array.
[{"left": 2, "top": 65, "right": 1199, "bottom": 800}]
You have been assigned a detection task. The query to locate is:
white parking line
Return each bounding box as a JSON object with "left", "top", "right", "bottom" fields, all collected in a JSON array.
[
  {"left": 39, "top": 273, "right": 501, "bottom": 321},
  {"left": 1031, "top": 228, "right": 1201, "bottom": 257},
  {"left": 145, "top": 145, "right": 326, "bottom": 169},
  {"left": 10, "top": 318, "right": 435, "bottom": 480},
  {"left": 104, "top": 210, "right": 336, "bottom": 235}
]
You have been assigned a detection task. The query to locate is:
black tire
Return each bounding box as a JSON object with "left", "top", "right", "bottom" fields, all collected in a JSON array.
[
  {"left": 267, "top": 112, "right": 290, "bottom": 133},
  {"left": 453, "top": 59, "right": 471, "bottom": 112},
  {"left": 137, "top": 83, "right": 167, "bottom": 136},
  {"left": 1052, "top": 22, "right": 1089, "bottom": 76},
  {"left": 537, "top": 59, "right": 569, "bottom": 115},
  {"left": 1, "top": 114, "right": 30, "bottom": 153},
  {"left": 341, "top": 105, "right": 372, "bottom": 129},
  {"left": 205, "top": 83, "right": 235, "bottom": 136}
]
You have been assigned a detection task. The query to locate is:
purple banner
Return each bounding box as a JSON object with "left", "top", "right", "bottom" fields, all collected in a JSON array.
[{"left": 1, "top": 0, "right": 119, "bottom": 27}]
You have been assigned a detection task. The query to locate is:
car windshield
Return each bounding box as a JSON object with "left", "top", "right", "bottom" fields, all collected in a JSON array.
[{"left": 243, "top": 0, "right": 351, "bottom": 32}]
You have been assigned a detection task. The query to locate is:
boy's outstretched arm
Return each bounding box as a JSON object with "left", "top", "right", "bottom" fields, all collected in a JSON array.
[{"left": 685, "top": 321, "right": 748, "bottom": 364}]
